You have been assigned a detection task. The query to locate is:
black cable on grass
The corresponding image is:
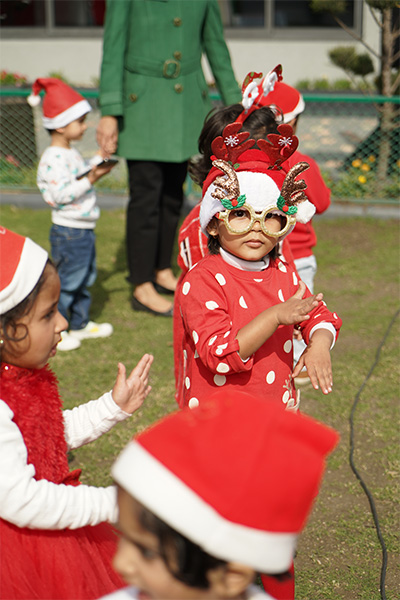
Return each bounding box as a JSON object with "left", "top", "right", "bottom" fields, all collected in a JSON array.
[{"left": 349, "top": 307, "right": 400, "bottom": 600}]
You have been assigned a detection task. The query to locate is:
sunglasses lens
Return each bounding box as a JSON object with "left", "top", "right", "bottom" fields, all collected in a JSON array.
[
  {"left": 263, "top": 211, "right": 288, "bottom": 235},
  {"left": 227, "top": 208, "right": 252, "bottom": 232}
]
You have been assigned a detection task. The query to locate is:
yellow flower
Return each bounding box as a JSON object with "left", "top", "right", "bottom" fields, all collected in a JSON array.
[
  {"left": 361, "top": 164, "right": 370, "bottom": 172},
  {"left": 368, "top": 155, "right": 376, "bottom": 163},
  {"left": 358, "top": 175, "right": 367, "bottom": 184},
  {"left": 352, "top": 159, "right": 362, "bottom": 168}
]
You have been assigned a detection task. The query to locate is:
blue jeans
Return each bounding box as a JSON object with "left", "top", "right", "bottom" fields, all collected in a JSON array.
[{"left": 50, "top": 225, "right": 97, "bottom": 331}]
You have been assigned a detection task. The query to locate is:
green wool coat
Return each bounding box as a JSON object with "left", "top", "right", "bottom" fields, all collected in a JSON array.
[{"left": 99, "top": 0, "right": 241, "bottom": 162}]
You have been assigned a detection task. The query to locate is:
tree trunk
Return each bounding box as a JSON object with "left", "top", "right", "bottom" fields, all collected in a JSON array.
[{"left": 374, "top": 6, "right": 394, "bottom": 195}]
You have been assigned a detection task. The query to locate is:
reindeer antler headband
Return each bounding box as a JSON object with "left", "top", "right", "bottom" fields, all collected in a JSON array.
[{"left": 199, "top": 121, "right": 316, "bottom": 235}]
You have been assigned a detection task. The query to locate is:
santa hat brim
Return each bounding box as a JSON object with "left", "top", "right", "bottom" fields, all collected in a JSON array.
[
  {"left": 0, "top": 236, "right": 48, "bottom": 314},
  {"left": 112, "top": 441, "right": 297, "bottom": 573},
  {"left": 43, "top": 99, "right": 91, "bottom": 129}
]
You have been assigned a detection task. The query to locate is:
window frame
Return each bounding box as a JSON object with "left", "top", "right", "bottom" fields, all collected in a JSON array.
[{"left": 1, "top": 0, "right": 363, "bottom": 40}]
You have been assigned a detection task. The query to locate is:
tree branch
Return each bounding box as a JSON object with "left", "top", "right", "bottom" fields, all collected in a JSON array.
[
  {"left": 333, "top": 14, "right": 381, "bottom": 59},
  {"left": 390, "top": 71, "right": 400, "bottom": 95},
  {"left": 368, "top": 3, "right": 382, "bottom": 31}
]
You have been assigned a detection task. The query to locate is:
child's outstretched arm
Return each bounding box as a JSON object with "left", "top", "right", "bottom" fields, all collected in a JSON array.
[
  {"left": 237, "top": 281, "right": 322, "bottom": 360},
  {"left": 292, "top": 329, "right": 334, "bottom": 395},
  {"left": 112, "top": 354, "right": 153, "bottom": 413}
]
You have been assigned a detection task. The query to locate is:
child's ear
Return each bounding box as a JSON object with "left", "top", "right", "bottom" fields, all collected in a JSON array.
[
  {"left": 207, "top": 562, "right": 255, "bottom": 598},
  {"left": 206, "top": 218, "right": 219, "bottom": 238}
]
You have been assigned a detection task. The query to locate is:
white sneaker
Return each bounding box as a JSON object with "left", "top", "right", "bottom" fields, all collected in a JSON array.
[
  {"left": 69, "top": 321, "right": 113, "bottom": 340},
  {"left": 58, "top": 331, "right": 81, "bottom": 352}
]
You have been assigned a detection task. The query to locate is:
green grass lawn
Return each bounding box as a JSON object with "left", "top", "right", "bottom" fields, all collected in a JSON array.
[{"left": 1, "top": 204, "right": 399, "bottom": 599}]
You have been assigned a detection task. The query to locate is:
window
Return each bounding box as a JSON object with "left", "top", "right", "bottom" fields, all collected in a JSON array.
[
  {"left": 0, "top": 0, "right": 361, "bottom": 38},
  {"left": 0, "top": 0, "right": 106, "bottom": 30},
  {"left": 219, "top": 0, "right": 361, "bottom": 39}
]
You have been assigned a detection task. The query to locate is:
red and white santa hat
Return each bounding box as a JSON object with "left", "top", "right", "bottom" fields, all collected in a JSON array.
[
  {"left": 113, "top": 389, "right": 339, "bottom": 573},
  {"left": 27, "top": 77, "right": 91, "bottom": 129},
  {"left": 199, "top": 121, "right": 315, "bottom": 235},
  {"left": 0, "top": 227, "right": 48, "bottom": 315},
  {"left": 262, "top": 80, "right": 305, "bottom": 124}
]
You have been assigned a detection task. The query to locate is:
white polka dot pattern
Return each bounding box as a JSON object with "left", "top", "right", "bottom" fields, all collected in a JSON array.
[
  {"left": 215, "top": 273, "right": 226, "bottom": 286},
  {"left": 266, "top": 370, "right": 276, "bottom": 384},
  {"left": 216, "top": 363, "right": 229, "bottom": 373},
  {"left": 216, "top": 343, "right": 228, "bottom": 355},
  {"left": 192, "top": 331, "right": 199, "bottom": 344},
  {"left": 278, "top": 262, "right": 287, "bottom": 273},
  {"left": 213, "top": 374, "right": 226, "bottom": 386},
  {"left": 205, "top": 300, "right": 219, "bottom": 310},
  {"left": 185, "top": 377, "right": 190, "bottom": 389},
  {"left": 239, "top": 296, "right": 248, "bottom": 309},
  {"left": 208, "top": 335, "right": 217, "bottom": 346},
  {"left": 182, "top": 281, "right": 191, "bottom": 295},
  {"left": 278, "top": 289, "right": 285, "bottom": 302},
  {"left": 188, "top": 397, "right": 199, "bottom": 409},
  {"left": 283, "top": 340, "right": 292, "bottom": 353}
]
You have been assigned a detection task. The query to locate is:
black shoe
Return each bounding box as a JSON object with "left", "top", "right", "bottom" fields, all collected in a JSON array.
[
  {"left": 131, "top": 296, "right": 173, "bottom": 317},
  {"left": 153, "top": 282, "right": 176, "bottom": 295}
]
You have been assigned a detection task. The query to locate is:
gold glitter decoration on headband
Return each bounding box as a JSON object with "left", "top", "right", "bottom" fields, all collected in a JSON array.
[
  {"left": 280, "top": 162, "right": 310, "bottom": 208},
  {"left": 211, "top": 159, "right": 241, "bottom": 205}
]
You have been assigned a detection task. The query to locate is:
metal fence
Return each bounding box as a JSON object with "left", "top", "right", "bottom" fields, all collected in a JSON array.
[{"left": 1, "top": 88, "right": 399, "bottom": 204}]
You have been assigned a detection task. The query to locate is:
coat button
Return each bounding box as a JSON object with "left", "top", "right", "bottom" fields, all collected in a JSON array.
[
  {"left": 174, "top": 83, "right": 183, "bottom": 93},
  {"left": 173, "top": 51, "right": 182, "bottom": 60},
  {"left": 129, "top": 93, "right": 138, "bottom": 103},
  {"left": 173, "top": 17, "right": 182, "bottom": 26}
]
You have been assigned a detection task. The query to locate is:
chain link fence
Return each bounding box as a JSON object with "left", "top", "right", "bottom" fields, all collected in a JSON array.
[{"left": 1, "top": 89, "right": 399, "bottom": 204}]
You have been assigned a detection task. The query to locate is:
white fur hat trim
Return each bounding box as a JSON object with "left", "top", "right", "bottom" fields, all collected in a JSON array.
[{"left": 200, "top": 171, "right": 282, "bottom": 234}]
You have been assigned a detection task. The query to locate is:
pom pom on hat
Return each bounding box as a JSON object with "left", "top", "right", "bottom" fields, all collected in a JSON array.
[
  {"left": 0, "top": 228, "right": 48, "bottom": 315},
  {"left": 112, "top": 390, "right": 339, "bottom": 573},
  {"left": 27, "top": 78, "right": 91, "bottom": 129}
]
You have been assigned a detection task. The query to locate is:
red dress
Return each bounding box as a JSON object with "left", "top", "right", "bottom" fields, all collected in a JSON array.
[{"left": 0, "top": 364, "right": 124, "bottom": 600}]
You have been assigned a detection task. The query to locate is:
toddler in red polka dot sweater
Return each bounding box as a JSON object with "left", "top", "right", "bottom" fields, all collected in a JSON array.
[{"left": 176, "top": 122, "right": 341, "bottom": 411}]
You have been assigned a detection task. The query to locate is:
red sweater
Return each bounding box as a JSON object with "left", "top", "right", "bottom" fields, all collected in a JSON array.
[
  {"left": 176, "top": 254, "right": 341, "bottom": 408},
  {"left": 285, "top": 150, "right": 331, "bottom": 260}
]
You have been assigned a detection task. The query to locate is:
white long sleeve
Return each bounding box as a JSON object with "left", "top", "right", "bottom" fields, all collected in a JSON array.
[
  {"left": 64, "top": 391, "right": 131, "bottom": 450},
  {"left": 0, "top": 392, "right": 130, "bottom": 530},
  {"left": 37, "top": 146, "right": 100, "bottom": 228}
]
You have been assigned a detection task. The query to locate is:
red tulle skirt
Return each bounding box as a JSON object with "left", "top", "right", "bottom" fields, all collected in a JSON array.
[{"left": 0, "top": 518, "right": 125, "bottom": 599}]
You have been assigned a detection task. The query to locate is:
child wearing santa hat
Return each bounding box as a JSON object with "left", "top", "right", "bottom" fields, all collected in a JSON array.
[
  {"left": 176, "top": 120, "right": 341, "bottom": 413},
  {"left": 260, "top": 80, "right": 331, "bottom": 384},
  {"left": 29, "top": 77, "right": 116, "bottom": 351},
  {"left": 103, "top": 388, "right": 339, "bottom": 600},
  {"left": 0, "top": 227, "right": 153, "bottom": 599}
]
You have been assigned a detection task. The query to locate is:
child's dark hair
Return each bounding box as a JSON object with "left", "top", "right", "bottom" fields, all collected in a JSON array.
[
  {"left": 0, "top": 259, "right": 54, "bottom": 353},
  {"left": 138, "top": 502, "right": 227, "bottom": 588},
  {"left": 188, "top": 104, "right": 279, "bottom": 187}
]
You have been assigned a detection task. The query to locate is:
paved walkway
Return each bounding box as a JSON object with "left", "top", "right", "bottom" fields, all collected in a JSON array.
[{"left": 1, "top": 191, "right": 399, "bottom": 220}]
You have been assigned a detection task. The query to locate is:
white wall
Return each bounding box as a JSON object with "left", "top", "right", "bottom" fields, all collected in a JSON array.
[{"left": 1, "top": 9, "right": 380, "bottom": 88}]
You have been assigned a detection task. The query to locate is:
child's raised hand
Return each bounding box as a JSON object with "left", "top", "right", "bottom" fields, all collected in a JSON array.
[
  {"left": 87, "top": 161, "right": 116, "bottom": 184},
  {"left": 293, "top": 329, "right": 334, "bottom": 394},
  {"left": 112, "top": 354, "right": 153, "bottom": 414},
  {"left": 275, "top": 281, "right": 323, "bottom": 327}
]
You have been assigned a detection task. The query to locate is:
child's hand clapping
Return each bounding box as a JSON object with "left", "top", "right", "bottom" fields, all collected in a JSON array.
[
  {"left": 112, "top": 354, "right": 154, "bottom": 414},
  {"left": 293, "top": 329, "right": 334, "bottom": 394},
  {"left": 275, "top": 281, "right": 323, "bottom": 327}
]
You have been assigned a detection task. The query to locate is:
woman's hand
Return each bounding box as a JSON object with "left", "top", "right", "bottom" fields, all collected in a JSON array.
[{"left": 96, "top": 115, "right": 119, "bottom": 156}]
